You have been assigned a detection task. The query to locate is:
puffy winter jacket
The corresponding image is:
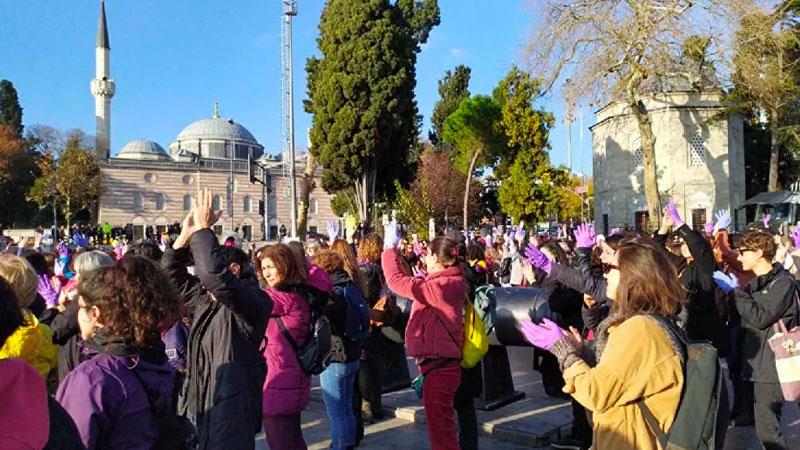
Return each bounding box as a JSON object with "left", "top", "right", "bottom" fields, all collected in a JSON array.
[
  {"left": 263, "top": 287, "right": 312, "bottom": 416},
  {"left": 381, "top": 248, "right": 467, "bottom": 361},
  {"left": 161, "top": 229, "right": 273, "bottom": 450},
  {"left": 0, "top": 309, "right": 58, "bottom": 379}
]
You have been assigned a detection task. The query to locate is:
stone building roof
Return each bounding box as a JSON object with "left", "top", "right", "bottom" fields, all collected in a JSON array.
[{"left": 117, "top": 139, "right": 171, "bottom": 161}]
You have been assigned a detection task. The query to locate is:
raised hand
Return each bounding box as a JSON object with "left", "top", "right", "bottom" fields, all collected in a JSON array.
[
  {"left": 194, "top": 188, "right": 223, "bottom": 230},
  {"left": 791, "top": 226, "right": 800, "bottom": 249},
  {"left": 712, "top": 271, "right": 739, "bottom": 293},
  {"left": 704, "top": 220, "right": 714, "bottom": 237},
  {"left": 519, "top": 318, "right": 565, "bottom": 350},
  {"left": 762, "top": 214, "right": 772, "bottom": 229},
  {"left": 524, "top": 243, "right": 552, "bottom": 275},
  {"left": 57, "top": 242, "right": 69, "bottom": 259},
  {"left": 515, "top": 221, "right": 526, "bottom": 242},
  {"left": 326, "top": 219, "right": 339, "bottom": 242},
  {"left": 714, "top": 209, "right": 731, "bottom": 234},
  {"left": 574, "top": 223, "right": 596, "bottom": 249},
  {"left": 37, "top": 275, "right": 60, "bottom": 308},
  {"left": 666, "top": 201, "right": 683, "bottom": 227},
  {"left": 383, "top": 220, "right": 400, "bottom": 249}
]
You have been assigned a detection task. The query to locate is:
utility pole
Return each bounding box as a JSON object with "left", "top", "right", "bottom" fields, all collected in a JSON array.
[{"left": 281, "top": 0, "right": 298, "bottom": 237}]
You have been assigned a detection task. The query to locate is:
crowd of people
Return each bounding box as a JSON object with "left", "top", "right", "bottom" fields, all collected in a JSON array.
[{"left": 1, "top": 193, "right": 799, "bottom": 450}]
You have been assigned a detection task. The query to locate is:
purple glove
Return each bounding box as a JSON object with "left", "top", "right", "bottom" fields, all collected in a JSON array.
[
  {"left": 704, "top": 220, "right": 714, "bottom": 237},
  {"left": 72, "top": 232, "right": 89, "bottom": 248},
  {"left": 762, "top": 214, "right": 772, "bottom": 228},
  {"left": 515, "top": 225, "right": 526, "bottom": 242},
  {"left": 114, "top": 243, "right": 125, "bottom": 261},
  {"left": 792, "top": 227, "right": 800, "bottom": 249},
  {"left": 524, "top": 243, "right": 552, "bottom": 275},
  {"left": 37, "top": 275, "right": 60, "bottom": 308},
  {"left": 57, "top": 242, "right": 69, "bottom": 259},
  {"left": 574, "top": 223, "right": 596, "bottom": 249},
  {"left": 666, "top": 201, "right": 683, "bottom": 226},
  {"left": 383, "top": 220, "right": 400, "bottom": 249},
  {"left": 519, "top": 318, "right": 565, "bottom": 350}
]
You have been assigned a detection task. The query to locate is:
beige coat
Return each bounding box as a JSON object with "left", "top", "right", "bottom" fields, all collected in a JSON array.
[{"left": 563, "top": 315, "right": 684, "bottom": 450}]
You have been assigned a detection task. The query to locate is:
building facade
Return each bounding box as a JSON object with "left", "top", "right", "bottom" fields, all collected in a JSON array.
[
  {"left": 591, "top": 90, "right": 746, "bottom": 233},
  {"left": 91, "top": 1, "right": 335, "bottom": 241}
]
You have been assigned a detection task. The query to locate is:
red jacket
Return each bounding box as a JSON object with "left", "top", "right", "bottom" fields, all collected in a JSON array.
[{"left": 381, "top": 248, "right": 467, "bottom": 361}]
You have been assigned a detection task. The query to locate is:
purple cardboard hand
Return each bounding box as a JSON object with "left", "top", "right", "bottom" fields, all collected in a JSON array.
[
  {"left": 666, "top": 201, "right": 683, "bottom": 227},
  {"left": 574, "top": 223, "right": 596, "bottom": 249},
  {"left": 57, "top": 242, "right": 69, "bottom": 259},
  {"left": 762, "top": 214, "right": 772, "bottom": 228},
  {"left": 524, "top": 243, "right": 552, "bottom": 275},
  {"left": 72, "top": 232, "right": 89, "bottom": 248},
  {"left": 519, "top": 318, "right": 565, "bottom": 350}
]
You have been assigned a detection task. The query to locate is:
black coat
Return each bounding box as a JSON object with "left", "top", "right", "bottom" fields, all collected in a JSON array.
[
  {"left": 735, "top": 263, "right": 799, "bottom": 383},
  {"left": 162, "top": 229, "right": 273, "bottom": 450},
  {"left": 548, "top": 248, "right": 610, "bottom": 331},
  {"left": 659, "top": 225, "right": 728, "bottom": 356},
  {"left": 39, "top": 300, "right": 81, "bottom": 384},
  {"left": 327, "top": 270, "right": 363, "bottom": 363}
]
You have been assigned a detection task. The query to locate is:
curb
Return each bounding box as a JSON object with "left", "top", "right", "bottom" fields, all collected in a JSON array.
[{"left": 310, "top": 391, "right": 572, "bottom": 448}]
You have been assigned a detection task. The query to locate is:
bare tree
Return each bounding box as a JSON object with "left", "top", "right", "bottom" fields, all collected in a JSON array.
[
  {"left": 296, "top": 152, "right": 318, "bottom": 236},
  {"left": 524, "top": 0, "right": 752, "bottom": 227}
]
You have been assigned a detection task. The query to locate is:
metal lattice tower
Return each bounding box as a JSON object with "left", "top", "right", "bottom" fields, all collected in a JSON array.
[{"left": 281, "top": 0, "right": 298, "bottom": 238}]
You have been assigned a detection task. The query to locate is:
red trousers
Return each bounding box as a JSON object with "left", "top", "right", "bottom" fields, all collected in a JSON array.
[{"left": 421, "top": 360, "right": 462, "bottom": 450}]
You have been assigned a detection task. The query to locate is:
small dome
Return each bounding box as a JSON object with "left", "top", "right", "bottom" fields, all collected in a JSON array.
[
  {"left": 176, "top": 117, "right": 259, "bottom": 144},
  {"left": 117, "top": 140, "right": 170, "bottom": 161}
]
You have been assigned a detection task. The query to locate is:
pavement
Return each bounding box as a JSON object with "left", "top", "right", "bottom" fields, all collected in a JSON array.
[{"left": 256, "top": 346, "right": 800, "bottom": 449}]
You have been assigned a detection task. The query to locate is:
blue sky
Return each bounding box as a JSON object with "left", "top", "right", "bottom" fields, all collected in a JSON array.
[{"left": 1, "top": 0, "right": 592, "bottom": 176}]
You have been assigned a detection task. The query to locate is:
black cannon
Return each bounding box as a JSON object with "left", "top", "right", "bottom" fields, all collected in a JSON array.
[{"left": 378, "top": 287, "right": 552, "bottom": 410}]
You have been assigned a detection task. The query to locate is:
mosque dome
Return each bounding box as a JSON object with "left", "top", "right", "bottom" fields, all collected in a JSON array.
[
  {"left": 169, "top": 104, "right": 264, "bottom": 161},
  {"left": 116, "top": 139, "right": 171, "bottom": 161},
  {"left": 175, "top": 116, "right": 259, "bottom": 143}
]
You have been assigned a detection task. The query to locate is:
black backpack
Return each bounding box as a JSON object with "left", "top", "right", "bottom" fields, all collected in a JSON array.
[
  {"left": 276, "top": 292, "right": 332, "bottom": 375},
  {"left": 637, "top": 319, "right": 723, "bottom": 450},
  {"left": 129, "top": 368, "right": 196, "bottom": 450}
]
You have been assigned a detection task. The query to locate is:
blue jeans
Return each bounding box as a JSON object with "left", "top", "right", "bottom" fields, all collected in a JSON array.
[{"left": 320, "top": 360, "right": 359, "bottom": 449}]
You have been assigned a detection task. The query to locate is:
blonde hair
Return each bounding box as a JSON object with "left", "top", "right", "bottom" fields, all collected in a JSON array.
[{"left": 0, "top": 254, "right": 38, "bottom": 308}]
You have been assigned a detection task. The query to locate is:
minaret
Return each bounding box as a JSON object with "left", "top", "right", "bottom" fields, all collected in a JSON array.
[{"left": 90, "top": 0, "right": 115, "bottom": 159}]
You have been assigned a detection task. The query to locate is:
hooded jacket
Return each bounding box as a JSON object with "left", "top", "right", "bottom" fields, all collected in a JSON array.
[
  {"left": 262, "top": 286, "right": 312, "bottom": 416},
  {"left": 327, "top": 269, "right": 363, "bottom": 363},
  {"left": 381, "top": 248, "right": 467, "bottom": 361},
  {"left": 0, "top": 309, "right": 58, "bottom": 379},
  {"left": 0, "top": 358, "right": 49, "bottom": 450},
  {"left": 161, "top": 229, "right": 273, "bottom": 450},
  {"left": 735, "top": 263, "right": 799, "bottom": 382},
  {"left": 55, "top": 336, "right": 175, "bottom": 450}
]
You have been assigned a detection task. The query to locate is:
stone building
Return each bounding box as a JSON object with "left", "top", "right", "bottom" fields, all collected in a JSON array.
[
  {"left": 90, "top": 1, "right": 335, "bottom": 240},
  {"left": 591, "top": 87, "right": 746, "bottom": 234}
]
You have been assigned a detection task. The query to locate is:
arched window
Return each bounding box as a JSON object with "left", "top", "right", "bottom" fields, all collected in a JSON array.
[
  {"left": 243, "top": 195, "right": 252, "bottom": 213},
  {"left": 212, "top": 195, "right": 222, "bottom": 211},
  {"left": 133, "top": 193, "right": 143, "bottom": 210},
  {"left": 155, "top": 193, "right": 165, "bottom": 211},
  {"left": 183, "top": 194, "right": 192, "bottom": 211}
]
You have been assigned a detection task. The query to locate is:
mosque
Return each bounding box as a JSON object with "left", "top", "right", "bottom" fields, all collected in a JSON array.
[{"left": 91, "top": 1, "right": 335, "bottom": 241}]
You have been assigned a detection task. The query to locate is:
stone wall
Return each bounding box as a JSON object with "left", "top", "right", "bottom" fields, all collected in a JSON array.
[{"left": 591, "top": 91, "right": 746, "bottom": 233}]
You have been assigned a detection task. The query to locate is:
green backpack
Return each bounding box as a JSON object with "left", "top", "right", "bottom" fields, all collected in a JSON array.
[{"left": 637, "top": 319, "right": 723, "bottom": 450}]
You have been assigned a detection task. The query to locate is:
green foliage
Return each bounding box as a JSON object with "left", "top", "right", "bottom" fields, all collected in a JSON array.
[
  {"left": 0, "top": 80, "right": 23, "bottom": 138},
  {"left": 392, "top": 180, "right": 433, "bottom": 239},
  {"left": 330, "top": 189, "right": 357, "bottom": 217},
  {"left": 442, "top": 95, "right": 505, "bottom": 173},
  {"left": 429, "top": 65, "right": 471, "bottom": 146},
  {"left": 28, "top": 129, "right": 104, "bottom": 227},
  {"left": 305, "top": 0, "right": 440, "bottom": 222},
  {"left": 0, "top": 125, "right": 38, "bottom": 227}
]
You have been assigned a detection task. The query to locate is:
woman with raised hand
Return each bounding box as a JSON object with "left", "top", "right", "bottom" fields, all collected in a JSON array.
[
  {"left": 56, "top": 256, "right": 182, "bottom": 450},
  {"left": 521, "top": 237, "right": 685, "bottom": 450},
  {"left": 381, "top": 221, "right": 468, "bottom": 450}
]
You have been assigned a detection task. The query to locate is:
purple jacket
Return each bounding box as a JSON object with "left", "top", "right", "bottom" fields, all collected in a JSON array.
[
  {"left": 56, "top": 352, "right": 175, "bottom": 450},
  {"left": 263, "top": 288, "right": 312, "bottom": 416}
]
